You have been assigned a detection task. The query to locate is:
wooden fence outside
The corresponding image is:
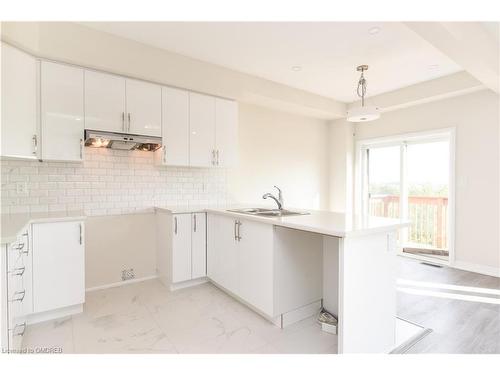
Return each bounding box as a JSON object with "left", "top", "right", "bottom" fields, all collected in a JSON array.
[{"left": 369, "top": 195, "right": 448, "bottom": 249}]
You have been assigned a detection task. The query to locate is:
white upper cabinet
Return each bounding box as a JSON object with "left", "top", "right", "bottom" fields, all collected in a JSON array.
[
  {"left": 84, "top": 70, "right": 126, "bottom": 133},
  {"left": 1, "top": 43, "right": 39, "bottom": 160},
  {"left": 160, "top": 87, "right": 189, "bottom": 166},
  {"left": 189, "top": 92, "right": 216, "bottom": 167},
  {"left": 40, "top": 61, "right": 84, "bottom": 162},
  {"left": 125, "top": 79, "right": 161, "bottom": 137},
  {"left": 215, "top": 98, "right": 238, "bottom": 167}
]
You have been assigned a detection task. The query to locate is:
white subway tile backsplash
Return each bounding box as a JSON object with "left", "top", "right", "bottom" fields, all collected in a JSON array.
[{"left": 0, "top": 148, "right": 229, "bottom": 216}]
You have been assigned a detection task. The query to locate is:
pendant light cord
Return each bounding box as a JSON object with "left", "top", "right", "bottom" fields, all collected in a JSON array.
[{"left": 357, "top": 70, "right": 367, "bottom": 107}]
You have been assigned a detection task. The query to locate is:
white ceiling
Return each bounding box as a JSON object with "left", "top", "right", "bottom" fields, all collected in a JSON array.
[{"left": 82, "top": 22, "right": 463, "bottom": 103}]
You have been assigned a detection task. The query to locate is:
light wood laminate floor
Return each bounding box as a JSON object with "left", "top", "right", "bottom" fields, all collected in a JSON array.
[{"left": 397, "top": 257, "right": 500, "bottom": 354}]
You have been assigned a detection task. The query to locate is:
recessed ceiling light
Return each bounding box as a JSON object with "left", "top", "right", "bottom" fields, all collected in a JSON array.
[
  {"left": 291, "top": 65, "right": 302, "bottom": 72},
  {"left": 369, "top": 26, "right": 381, "bottom": 35}
]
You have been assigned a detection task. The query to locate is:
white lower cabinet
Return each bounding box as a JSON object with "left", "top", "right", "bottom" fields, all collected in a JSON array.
[
  {"left": 1, "top": 219, "right": 85, "bottom": 353},
  {"left": 207, "top": 214, "right": 239, "bottom": 294},
  {"left": 207, "top": 214, "right": 274, "bottom": 317},
  {"left": 207, "top": 214, "right": 322, "bottom": 321},
  {"left": 157, "top": 211, "right": 207, "bottom": 288},
  {"left": 171, "top": 214, "right": 192, "bottom": 283},
  {"left": 191, "top": 213, "right": 207, "bottom": 279},
  {"left": 237, "top": 219, "right": 274, "bottom": 316},
  {"left": 32, "top": 221, "right": 85, "bottom": 313}
]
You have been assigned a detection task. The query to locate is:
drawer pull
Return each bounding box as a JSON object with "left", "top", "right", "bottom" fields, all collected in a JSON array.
[
  {"left": 12, "top": 243, "right": 25, "bottom": 251},
  {"left": 9, "top": 267, "right": 25, "bottom": 277},
  {"left": 10, "top": 290, "right": 26, "bottom": 303},
  {"left": 9, "top": 322, "right": 27, "bottom": 337}
]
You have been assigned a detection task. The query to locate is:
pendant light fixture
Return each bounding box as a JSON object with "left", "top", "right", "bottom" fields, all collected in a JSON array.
[{"left": 346, "top": 65, "right": 380, "bottom": 122}]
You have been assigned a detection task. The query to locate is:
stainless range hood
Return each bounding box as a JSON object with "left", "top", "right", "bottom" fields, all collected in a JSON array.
[{"left": 84, "top": 130, "right": 162, "bottom": 151}]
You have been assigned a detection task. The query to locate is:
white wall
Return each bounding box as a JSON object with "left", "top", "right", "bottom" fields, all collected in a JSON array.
[
  {"left": 85, "top": 213, "right": 157, "bottom": 289},
  {"left": 350, "top": 90, "right": 499, "bottom": 273},
  {"left": 328, "top": 121, "right": 354, "bottom": 213},
  {"left": 227, "top": 103, "right": 330, "bottom": 210}
]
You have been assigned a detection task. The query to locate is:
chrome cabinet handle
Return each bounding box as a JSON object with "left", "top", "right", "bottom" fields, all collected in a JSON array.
[
  {"left": 163, "top": 146, "right": 167, "bottom": 163},
  {"left": 174, "top": 217, "right": 178, "bottom": 235},
  {"left": 9, "top": 322, "right": 27, "bottom": 337},
  {"left": 234, "top": 220, "right": 238, "bottom": 241},
  {"left": 10, "top": 290, "right": 26, "bottom": 302},
  {"left": 12, "top": 242, "right": 25, "bottom": 256},
  {"left": 211, "top": 150, "right": 216, "bottom": 166},
  {"left": 79, "top": 223, "right": 82, "bottom": 245},
  {"left": 21, "top": 232, "right": 29, "bottom": 255},
  {"left": 193, "top": 214, "right": 197, "bottom": 233},
  {"left": 128, "top": 113, "right": 131, "bottom": 132},
  {"left": 9, "top": 267, "right": 25, "bottom": 276},
  {"left": 122, "top": 112, "right": 125, "bottom": 131},
  {"left": 216, "top": 150, "right": 220, "bottom": 166},
  {"left": 237, "top": 220, "right": 242, "bottom": 241},
  {"left": 32, "top": 134, "right": 38, "bottom": 155},
  {"left": 80, "top": 139, "right": 83, "bottom": 159}
]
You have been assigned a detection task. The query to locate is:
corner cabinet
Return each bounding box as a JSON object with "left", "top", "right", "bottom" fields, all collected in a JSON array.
[
  {"left": 1, "top": 42, "right": 39, "bottom": 160},
  {"left": 40, "top": 61, "right": 85, "bottom": 162},
  {"left": 156, "top": 211, "right": 207, "bottom": 289}
]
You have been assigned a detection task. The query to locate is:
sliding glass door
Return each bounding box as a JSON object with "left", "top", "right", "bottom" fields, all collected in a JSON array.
[{"left": 360, "top": 131, "right": 453, "bottom": 262}]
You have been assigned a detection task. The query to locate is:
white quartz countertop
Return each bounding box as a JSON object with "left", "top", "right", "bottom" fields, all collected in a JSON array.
[
  {"left": 156, "top": 205, "right": 408, "bottom": 238},
  {"left": 1, "top": 210, "right": 86, "bottom": 244}
]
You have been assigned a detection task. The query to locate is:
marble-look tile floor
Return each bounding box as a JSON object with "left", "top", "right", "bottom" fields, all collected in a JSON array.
[{"left": 22, "top": 280, "right": 338, "bottom": 354}]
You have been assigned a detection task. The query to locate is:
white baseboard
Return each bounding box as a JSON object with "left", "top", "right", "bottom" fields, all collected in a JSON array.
[
  {"left": 28, "top": 304, "right": 83, "bottom": 325},
  {"left": 452, "top": 261, "right": 500, "bottom": 277},
  {"left": 281, "top": 300, "right": 322, "bottom": 328},
  {"left": 169, "top": 277, "right": 209, "bottom": 291},
  {"left": 85, "top": 275, "right": 158, "bottom": 292}
]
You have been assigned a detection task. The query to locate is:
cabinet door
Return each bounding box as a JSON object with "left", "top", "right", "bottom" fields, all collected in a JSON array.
[
  {"left": 237, "top": 219, "right": 274, "bottom": 316},
  {"left": 191, "top": 213, "right": 206, "bottom": 279},
  {"left": 172, "top": 214, "right": 192, "bottom": 283},
  {"left": 125, "top": 79, "right": 161, "bottom": 137},
  {"left": 189, "top": 92, "right": 215, "bottom": 167},
  {"left": 1, "top": 43, "right": 38, "bottom": 159},
  {"left": 32, "top": 221, "right": 85, "bottom": 313},
  {"left": 161, "top": 87, "right": 189, "bottom": 165},
  {"left": 40, "top": 61, "right": 84, "bottom": 162},
  {"left": 207, "top": 214, "right": 238, "bottom": 294},
  {"left": 84, "top": 70, "right": 126, "bottom": 133},
  {"left": 215, "top": 98, "right": 238, "bottom": 167}
]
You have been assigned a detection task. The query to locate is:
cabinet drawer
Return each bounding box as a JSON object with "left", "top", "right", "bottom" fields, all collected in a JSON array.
[
  {"left": 8, "top": 241, "right": 24, "bottom": 269},
  {"left": 7, "top": 316, "right": 26, "bottom": 353}
]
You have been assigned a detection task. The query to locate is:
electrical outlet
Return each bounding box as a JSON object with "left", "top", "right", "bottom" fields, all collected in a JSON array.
[
  {"left": 16, "top": 182, "right": 28, "bottom": 197},
  {"left": 121, "top": 268, "right": 135, "bottom": 281}
]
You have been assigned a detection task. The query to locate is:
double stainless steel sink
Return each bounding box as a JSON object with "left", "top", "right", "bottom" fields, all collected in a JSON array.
[{"left": 227, "top": 208, "right": 309, "bottom": 217}]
